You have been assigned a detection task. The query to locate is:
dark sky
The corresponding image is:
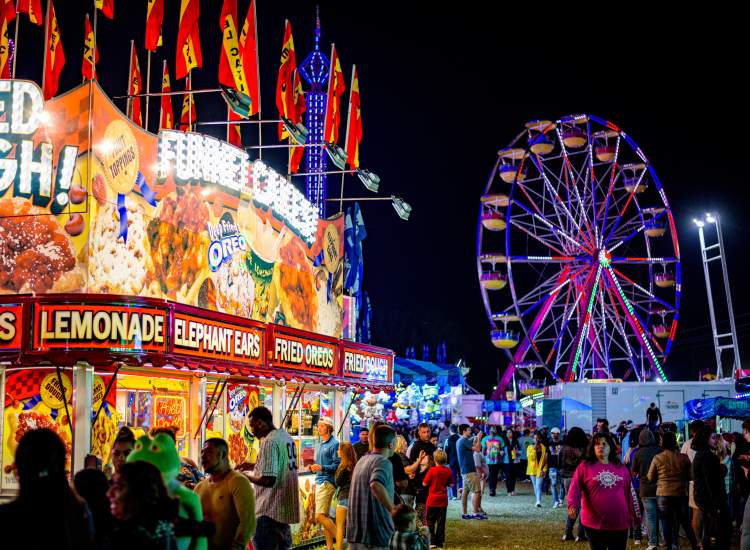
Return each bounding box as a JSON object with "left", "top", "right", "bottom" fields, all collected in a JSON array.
[{"left": 24, "top": 2, "right": 749, "bottom": 394}]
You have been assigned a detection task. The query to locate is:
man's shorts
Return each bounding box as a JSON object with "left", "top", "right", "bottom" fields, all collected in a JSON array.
[
  {"left": 462, "top": 472, "right": 480, "bottom": 494},
  {"left": 315, "top": 480, "right": 336, "bottom": 516}
]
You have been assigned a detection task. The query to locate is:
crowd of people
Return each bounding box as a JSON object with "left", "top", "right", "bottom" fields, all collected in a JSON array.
[{"left": 5, "top": 404, "right": 750, "bottom": 550}]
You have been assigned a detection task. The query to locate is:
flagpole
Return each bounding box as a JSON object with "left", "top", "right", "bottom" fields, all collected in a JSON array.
[
  {"left": 253, "top": 0, "right": 262, "bottom": 161},
  {"left": 340, "top": 64, "right": 355, "bottom": 214},
  {"left": 188, "top": 73, "right": 193, "bottom": 131},
  {"left": 41, "top": 0, "right": 50, "bottom": 94},
  {"left": 226, "top": 105, "right": 230, "bottom": 143},
  {"left": 159, "top": 59, "right": 166, "bottom": 129},
  {"left": 126, "top": 40, "right": 134, "bottom": 119},
  {"left": 145, "top": 51, "right": 151, "bottom": 132},
  {"left": 11, "top": 0, "right": 20, "bottom": 78}
]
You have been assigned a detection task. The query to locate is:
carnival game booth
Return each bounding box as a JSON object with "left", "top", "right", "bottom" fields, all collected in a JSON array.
[
  {"left": 0, "top": 79, "right": 393, "bottom": 547},
  {"left": 383, "top": 358, "right": 463, "bottom": 426}
]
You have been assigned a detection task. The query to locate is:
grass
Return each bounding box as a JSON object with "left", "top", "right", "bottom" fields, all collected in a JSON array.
[{"left": 443, "top": 481, "right": 572, "bottom": 550}]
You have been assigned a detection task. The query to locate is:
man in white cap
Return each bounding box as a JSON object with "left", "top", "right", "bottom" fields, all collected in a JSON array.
[
  {"left": 548, "top": 427, "right": 564, "bottom": 507},
  {"left": 309, "top": 417, "right": 339, "bottom": 550}
]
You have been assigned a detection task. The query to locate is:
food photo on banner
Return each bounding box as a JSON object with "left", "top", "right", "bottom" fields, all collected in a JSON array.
[{"left": 0, "top": 78, "right": 345, "bottom": 337}]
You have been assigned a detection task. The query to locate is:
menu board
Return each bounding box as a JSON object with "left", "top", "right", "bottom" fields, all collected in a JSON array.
[{"left": 0, "top": 79, "right": 345, "bottom": 338}]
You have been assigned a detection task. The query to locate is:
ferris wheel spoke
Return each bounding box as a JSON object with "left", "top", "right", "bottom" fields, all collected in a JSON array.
[
  {"left": 529, "top": 154, "right": 596, "bottom": 253},
  {"left": 607, "top": 208, "right": 668, "bottom": 252},
  {"left": 510, "top": 204, "right": 584, "bottom": 253},
  {"left": 601, "top": 167, "right": 649, "bottom": 246},
  {"left": 596, "top": 136, "right": 622, "bottom": 245},
  {"left": 551, "top": 128, "right": 599, "bottom": 251},
  {"left": 508, "top": 218, "right": 571, "bottom": 257},
  {"left": 604, "top": 267, "right": 668, "bottom": 381},
  {"left": 565, "top": 264, "right": 605, "bottom": 381},
  {"left": 609, "top": 266, "right": 677, "bottom": 312},
  {"left": 600, "top": 299, "right": 640, "bottom": 377}
]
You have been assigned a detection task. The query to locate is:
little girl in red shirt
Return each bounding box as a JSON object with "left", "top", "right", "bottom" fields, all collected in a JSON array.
[{"left": 422, "top": 449, "right": 454, "bottom": 548}]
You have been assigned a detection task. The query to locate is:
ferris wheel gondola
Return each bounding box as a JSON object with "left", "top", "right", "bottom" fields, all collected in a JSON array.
[{"left": 477, "top": 114, "right": 681, "bottom": 394}]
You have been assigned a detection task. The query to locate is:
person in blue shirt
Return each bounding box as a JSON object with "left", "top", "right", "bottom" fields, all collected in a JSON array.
[
  {"left": 310, "top": 418, "right": 340, "bottom": 550},
  {"left": 456, "top": 424, "right": 486, "bottom": 520}
]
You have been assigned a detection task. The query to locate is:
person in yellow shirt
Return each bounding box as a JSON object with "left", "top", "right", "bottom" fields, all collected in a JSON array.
[
  {"left": 195, "top": 438, "right": 256, "bottom": 550},
  {"left": 526, "top": 432, "right": 548, "bottom": 508}
]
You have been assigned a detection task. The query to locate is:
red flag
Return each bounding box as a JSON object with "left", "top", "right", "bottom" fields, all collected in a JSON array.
[
  {"left": 95, "top": 0, "right": 114, "bottom": 19},
  {"left": 160, "top": 61, "right": 173, "bottom": 130},
  {"left": 0, "top": 0, "right": 15, "bottom": 79},
  {"left": 81, "top": 14, "right": 98, "bottom": 81},
  {"left": 228, "top": 109, "right": 242, "bottom": 147},
  {"left": 176, "top": 0, "right": 202, "bottom": 80},
  {"left": 145, "top": 0, "right": 164, "bottom": 52},
  {"left": 323, "top": 45, "right": 346, "bottom": 144},
  {"left": 275, "top": 20, "right": 296, "bottom": 139},
  {"left": 43, "top": 0, "right": 65, "bottom": 100},
  {"left": 128, "top": 42, "right": 143, "bottom": 126},
  {"left": 17, "top": 0, "right": 41, "bottom": 25},
  {"left": 218, "top": 0, "right": 248, "bottom": 93},
  {"left": 180, "top": 74, "right": 197, "bottom": 132},
  {"left": 345, "top": 67, "right": 362, "bottom": 169},
  {"left": 239, "top": 0, "right": 260, "bottom": 116},
  {"left": 289, "top": 70, "right": 306, "bottom": 173}
]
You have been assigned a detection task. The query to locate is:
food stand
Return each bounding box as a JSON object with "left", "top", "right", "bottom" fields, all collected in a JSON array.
[{"left": 0, "top": 79, "right": 393, "bottom": 547}]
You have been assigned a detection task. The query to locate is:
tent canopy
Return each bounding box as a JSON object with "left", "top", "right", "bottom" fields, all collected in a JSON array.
[
  {"left": 684, "top": 396, "right": 750, "bottom": 420},
  {"left": 561, "top": 397, "right": 592, "bottom": 412},
  {"left": 393, "top": 358, "right": 462, "bottom": 387}
]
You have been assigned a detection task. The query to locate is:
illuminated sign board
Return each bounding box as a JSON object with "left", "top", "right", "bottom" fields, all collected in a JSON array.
[
  {"left": 172, "top": 312, "right": 263, "bottom": 366},
  {"left": 0, "top": 303, "right": 22, "bottom": 350},
  {"left": 342, "top": 345, "right": 392, "bottom": 383},
  {"left": 270, "top": 329, "right": 338, "bottom": 375},
  {"left": 0, "top": 80, "right": 78, "bottom": 214},
  {"left": 33, "top": 303, "right": 167, "bottom": 352}
]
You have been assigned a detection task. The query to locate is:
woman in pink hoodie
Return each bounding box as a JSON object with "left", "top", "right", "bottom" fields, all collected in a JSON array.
[{"left": 567, "top": 432, "right": 639, "bottom": 550}]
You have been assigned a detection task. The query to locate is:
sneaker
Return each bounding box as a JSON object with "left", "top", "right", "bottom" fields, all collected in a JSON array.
[
  {"left": 644, "top": 545, "right": 657, "bottom": 550},
  {"left": 633, "top": 541, "right": 641, "bottom": 546},
  {"left": 474, "top": 513, "right": 488, "bottom": 520},
  {"left": 536, "top": 502, "right": 541, "bottom": 508},
  {"left": 575, "top": 536, "right": 588, "bottom": 543},
  {"left": 461, "top": 514, "right": 474, "bottom": 520},
  {"left": 562, "top": 534, "right": 574, "bottom": 542}
]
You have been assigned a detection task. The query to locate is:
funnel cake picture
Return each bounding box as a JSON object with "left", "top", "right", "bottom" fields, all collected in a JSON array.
[{"left": 0, "top": 197, "right": 83, "bottom": 294}]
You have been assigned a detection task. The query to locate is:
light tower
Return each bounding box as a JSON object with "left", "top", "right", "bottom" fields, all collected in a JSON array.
[
  {"left": 298, "top": 8, "right": 330, "bottom": 218},
  {"left": 693, "top": 213, "right": 742, "bottom": 379}
]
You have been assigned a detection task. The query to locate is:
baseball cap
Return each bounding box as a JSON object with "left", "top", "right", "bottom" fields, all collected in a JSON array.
[
  {"left": 318, "top": 417, "right": 334, "bottom": 428},
  {"left": 551, "top": 427, "right": 561, "bottom": 434}
]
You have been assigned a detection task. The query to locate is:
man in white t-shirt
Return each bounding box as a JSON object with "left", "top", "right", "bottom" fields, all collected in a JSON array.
[{"left": 245, "top": 406, "right": 300, "bottom": 550}]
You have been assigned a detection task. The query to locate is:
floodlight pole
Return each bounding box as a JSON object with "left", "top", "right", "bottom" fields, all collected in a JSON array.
[{"left": 696, "top": 214, "right": 741, "bottom": 379}]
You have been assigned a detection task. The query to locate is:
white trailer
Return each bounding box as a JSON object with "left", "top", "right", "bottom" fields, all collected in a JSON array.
[{"left": 542, "top": 381, "right": 738, "bottom": 432}]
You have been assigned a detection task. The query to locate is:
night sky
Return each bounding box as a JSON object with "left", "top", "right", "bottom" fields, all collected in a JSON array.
[{"left": 19, "top": 2, "right": 748, "bottom": 394}]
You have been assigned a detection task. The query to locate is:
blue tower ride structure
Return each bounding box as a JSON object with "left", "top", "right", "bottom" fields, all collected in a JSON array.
[{"left": 298, "top": 10, "right": 330, "bottom": 218}]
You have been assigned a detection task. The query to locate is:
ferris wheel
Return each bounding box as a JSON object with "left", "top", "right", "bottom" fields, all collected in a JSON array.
[{"left": 477, "top": 114, "right": 681, "bottom": 393}]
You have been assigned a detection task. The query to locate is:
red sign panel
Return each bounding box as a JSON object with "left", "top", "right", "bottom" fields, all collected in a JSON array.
[
  {"left": 172, "top": 312, "right": 264, "bottom": 366},
  {"left": 342, "top": 344, "right": 393, "bottom": 383},
  {"left": 33, "top": 303, "right": 168, "bottom": 353},
  {"left": 269, "top": 329, "right": 338, "bottom": 375},
  {"left": 0, "top": 304, "right": 23, "bottom": 350}
]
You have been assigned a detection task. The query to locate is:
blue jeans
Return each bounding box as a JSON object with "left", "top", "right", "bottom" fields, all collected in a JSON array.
[
  {"left": 254, "top": 515, "right": 292, "bottom": 550},
  {"left": 531, "top": 475, "right": 543, "bottom": 504},
  {"left": 550, "top": 468, "right": 562, "bottom": 504},
  {"left": 642, "top": 497, "right": 659, "bottom": 547}
]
